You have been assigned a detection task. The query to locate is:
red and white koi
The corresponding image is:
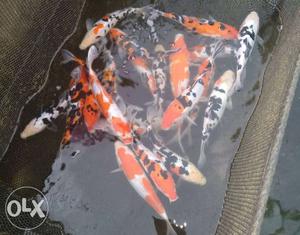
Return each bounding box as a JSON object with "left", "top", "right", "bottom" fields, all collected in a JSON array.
[
  {"left": 132, "top": 140, "right": 178, "bottom": 202},
  {"left": 79, "top": 7, "right": 141, "bottom": 50},
  {"left": 233, "top": 11, "right": 259, "bottom": 91},
  {"left": 198, "top": 70, "right": 235, "bottom": 167},
  {"left": 169, "top": 34, "right": 190, "bottom": 98},
  {"left": 87, "top": 45, "right": 134, "bottom": 144},
  {"left": 162, "top": 12, "right": 238, "bottom": 40},
  {"left": 154, "top": 143, "right": 207, "bottom": 185},
  {"left": 114, "top": 140, "right": 168, "bottom": 219}
]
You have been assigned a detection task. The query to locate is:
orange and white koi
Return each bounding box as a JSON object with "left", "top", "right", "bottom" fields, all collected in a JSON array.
[
  {"left": 162, "top": 12, "right": 238, "bottom": 40},
  {"left": 233, "top": 11, "right": 259, "bottom": 91},
  {"left": 169, "top": 34, "right": 190, "bottom": 98},
  {"left": 153, "top": 144, "right": 206, "bottom": 185},
  {"left": 161, "top": 42, "right": 223, "bottom": 130},
  {"left": 132, "top": 140, "right": 178, "bottom": 202},
  {"left": 109, "top": 28, "right": 158, "bottom": 97},
  {"left": 87, "top": 45, "right": 134, "bottom": 144},
  {"left": 79, "top": 7, "right": 141, "bottom": 50},
  {"left": 114, "top": 140, "right": 168, "bottom": 220},
  {"left": 20, "top": 95, "right": 69, "bottom": 139},
  {"left": 60, "top": 50, "right": 90, "bottom": 148},
  {"left": 198, "top": 70, "right": 235, "bottom": 167}
]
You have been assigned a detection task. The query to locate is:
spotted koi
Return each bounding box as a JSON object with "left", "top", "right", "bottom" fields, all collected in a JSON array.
[
  {"left": 20, "top": 95, "right": 69, "bottom": 139},
  {"left": 233, "top": 11, "right": 259, "bottom": 91},
  {"left": 198, "top": 70, "right": 235, "bottom": 167},
  {"left": 153, "top": 144, "right": 206, "bottom": 185},
  {"left": 132, "top": 140, "right": 178, "bottom": 202},
  {"left": 60, "top": 50, "right": 90, "bottom": 148},
  {"left": 162, "top": 12, "right": 238, "bottom": 40}
]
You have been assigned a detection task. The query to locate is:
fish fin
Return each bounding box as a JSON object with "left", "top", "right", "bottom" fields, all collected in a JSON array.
[
  {"left": 110, "top": 168, "right": 122, "bottom": 174},
  {"left": 227, "top": 97, "right": 233, "bottom": 110},
  {"left": 256, "top": 35, "right": 264, "bottom": 47},
  {"left": 197, "top": 141, "right": 207, "bottom": 168},
  {"left": 235, "top": 67, "right": 247, "bottom": 91},
  {"left": 86, "top": 18, "right": 94, "bottom": 31},
  {"left": 61, "top": 49, "right": 77, "bottom": 64},
  {"left": 186, "top": 115, "right": 197, "bottom": 126},
  {"left": 87, "top": 45, "right": 99, "bottom": 70},
  {"left": 70, "top": 66, "right": 81, "bottom": 80},
  {"left": 176, "top": 122, "right": 186, "bottom": 154},
  {"left": 46, "top": 123, "right": 58, "bottom": 132}
]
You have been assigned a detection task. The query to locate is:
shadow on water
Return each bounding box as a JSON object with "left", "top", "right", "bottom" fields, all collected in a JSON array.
[{"left": 0, "top": 0, "right": 282, "bottom": 234}]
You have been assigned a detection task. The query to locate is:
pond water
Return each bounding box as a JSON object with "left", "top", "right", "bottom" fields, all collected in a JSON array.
[
  {"left": 0, "top": 0, "right": 282, "bottom": 234},
  {"left": 261, "top": 78, "right": 300, "bottom": 235}
]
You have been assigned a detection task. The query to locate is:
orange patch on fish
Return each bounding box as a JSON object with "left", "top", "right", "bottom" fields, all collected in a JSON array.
[
  {"left": 93, "top": 23, "right": 105, "bottom": 34},
  {"left": 169, "top": 34, "right": 190, "bottom": 97},
  {"left": 161, "top": 99, "right": 184, "bottom": 130},
  {"left": 183, "top": 16, "right": 238, "bottom": 39},
  {"left": 83, "top": 93, "right": 101, "bottom": 132}
]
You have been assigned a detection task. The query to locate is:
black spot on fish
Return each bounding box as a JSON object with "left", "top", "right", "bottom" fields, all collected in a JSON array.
[
  {"left": 220, "top": 23, "right": 226, "bottom": 31},
  {"left": 240, "top": 26, "right": 255, "bottom": 40},
  {"left": 214, "top": 87, "right": 226, "bottom": 93},
  {"left": 192, "top": 27, "right": 197, "bottom": 31},
  {"left": 143, "top": 156, "right": 150, "bottom": 165},
  {"left": 237, "top": 64, "right": 242, "bottom": 70},
  {"left": 192, "top": 92, "right": 197, "bottom": 97},
  {"left": 148, "top": 162, "right": 156, "bottom": 174},
  {"left": 208, "top": 20, "right": 214, "bottom": 26},
  {"left": 42, "top": 118, "right": 51, "bottom": 125},
  {"left": 160, "top": 170, "right": 168, "bottom": 179}
]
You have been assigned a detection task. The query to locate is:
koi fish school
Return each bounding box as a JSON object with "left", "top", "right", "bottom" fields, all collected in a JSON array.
[{"left": 20, "top": 5, "right": 259, "bottom": 230}]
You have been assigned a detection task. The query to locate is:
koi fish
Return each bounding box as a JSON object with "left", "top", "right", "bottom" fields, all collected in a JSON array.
[
  {"left": 169, "top": 34, "right": 190, "bottom": 98},
  {"left": 79, "top": 7, "right": 140, "bottom": 50},
  {"left": 87, "top": 45, "right": 134, "bottom": 144},
  {"left": 154, "top": 144, "right": 206, "bottom": 185},
  {"left": 60, "top": 50, "right": 90, "bottom": 148},
  {"left": 20, "top": 95, "right": 69, "bottom": 139},
  {"left": 114, "top": 140, "right": 168, "bottom": 220},
  {"left": 132, "top": 140, "right": 178, "bottom": 202},
  {"left": 233, "top": 11, "right": 259, "bottom": 91},
  {"left": 109, "top": 28, "right": 158, "bottom": 97},
  {"left": 161, "top": 41, "right": 224, "bottom": 130},
  {"left": 198, "top": 70, "right": 235, "bottom": 167},
  {"left": 162, "top": 12, "right": 238, "bottom": 40}
]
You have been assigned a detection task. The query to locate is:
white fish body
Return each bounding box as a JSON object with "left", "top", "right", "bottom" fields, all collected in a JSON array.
[
  {"left": 234, "top": 11, "right": 259, "bottom": 91},
  {"left": 198, "top": 70, "right": 235, "bottom": 167}
]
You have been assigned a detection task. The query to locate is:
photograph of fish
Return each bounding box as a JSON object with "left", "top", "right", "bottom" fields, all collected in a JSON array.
[{"left": 18, "top": 4, "right": 260, "bottom": 234}]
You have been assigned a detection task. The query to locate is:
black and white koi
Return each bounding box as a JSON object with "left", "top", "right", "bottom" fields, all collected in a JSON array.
[
  {"left": 233, "top": 11, "right": 259, "bottom": 91},
  {"left": 154, "top": 144, "right": 206, "bottom": 185},
  {"left": 20, "top": 95, "right": 69, "bottom": 139},
  {"left": 198, "top": 70, "right": 235, "bottom": 167}
]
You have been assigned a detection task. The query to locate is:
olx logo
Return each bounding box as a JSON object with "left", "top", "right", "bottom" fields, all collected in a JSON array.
[{"left": 5, "top": 186, "right": 49, "bottom": 230}]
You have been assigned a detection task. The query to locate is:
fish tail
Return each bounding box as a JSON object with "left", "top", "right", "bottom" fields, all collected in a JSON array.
[
  {"left": 87, "top": 45, "right": 99, "bottom": 71},
  {"left": 212, "top": 40, "right": 225, "bottom": 59},
  {"left": 61, "top": 49, "right": 84, "bottom": 65}
]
